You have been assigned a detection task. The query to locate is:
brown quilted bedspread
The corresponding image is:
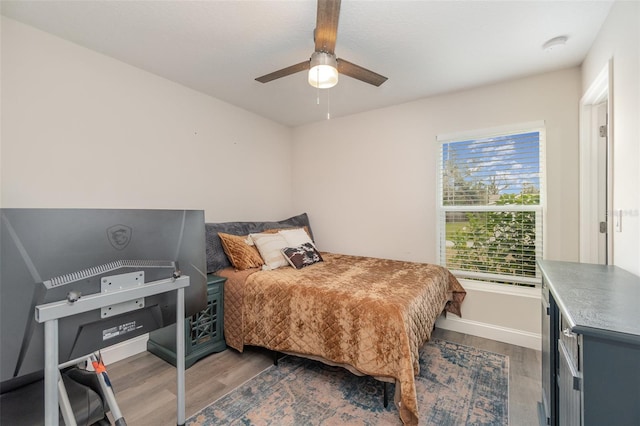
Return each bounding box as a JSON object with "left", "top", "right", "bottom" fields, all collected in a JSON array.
[{"left": 218, "top": 253, "right": 465, "bottom": 425}]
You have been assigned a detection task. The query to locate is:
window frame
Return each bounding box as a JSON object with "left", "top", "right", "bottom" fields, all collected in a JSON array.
[{"left": 435, "top": 121, "right": 546, "bottom": 287}]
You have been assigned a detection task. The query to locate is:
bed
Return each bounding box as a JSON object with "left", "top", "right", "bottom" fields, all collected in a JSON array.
[{"left": 205, "top": 214, "right": 466, "bottom": 425}]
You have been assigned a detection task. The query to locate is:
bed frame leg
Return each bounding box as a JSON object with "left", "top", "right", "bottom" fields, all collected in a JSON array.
[
  {"left": 383, "top": 382, "right": 389, "bottom": 408},
  {"left": 273, "top": 350, "right": 279, "bottom": 366}
]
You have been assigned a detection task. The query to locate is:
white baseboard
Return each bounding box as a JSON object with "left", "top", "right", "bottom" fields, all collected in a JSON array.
[
  {"left": 436, "top": 315, "right": 541, "bottom": 350},
  {"left": 100, "top": 334, "right": 149, "bottom": 366}
]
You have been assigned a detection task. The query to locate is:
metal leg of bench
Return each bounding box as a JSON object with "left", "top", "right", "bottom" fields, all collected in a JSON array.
[{"left": 383, "top": 382, "right": 389, "bottom": 408}]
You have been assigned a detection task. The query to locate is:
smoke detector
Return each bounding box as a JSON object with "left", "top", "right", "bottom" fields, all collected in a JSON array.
[{"left": 542, "top": 36, "right": 569, "bottom": 52}]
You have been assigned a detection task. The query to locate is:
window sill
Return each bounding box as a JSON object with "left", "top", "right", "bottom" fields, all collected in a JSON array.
[{"left": 456, "top": 278, "right": 541, "bottom": 299}]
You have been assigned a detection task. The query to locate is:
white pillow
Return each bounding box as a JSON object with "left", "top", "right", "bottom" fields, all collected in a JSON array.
[
  {"left": 278, "top": 228, "right": 314, "bottom": 247},
  {"left": 249, "top": 233, "right": 289, "bottom": 270}
]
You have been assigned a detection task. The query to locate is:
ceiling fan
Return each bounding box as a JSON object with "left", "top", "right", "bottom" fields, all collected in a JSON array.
[{"left": 255, "top": 0, "right": 388, "bottom": 88}]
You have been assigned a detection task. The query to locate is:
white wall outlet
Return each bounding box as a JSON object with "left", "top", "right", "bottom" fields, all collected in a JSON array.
[{"left": 614, "top": 209, "right": 622, "bottom": 232}]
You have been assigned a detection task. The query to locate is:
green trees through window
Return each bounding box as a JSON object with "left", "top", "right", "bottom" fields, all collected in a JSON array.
[{"left": 446, "top": 194, "right": 539, "bottom": 279}]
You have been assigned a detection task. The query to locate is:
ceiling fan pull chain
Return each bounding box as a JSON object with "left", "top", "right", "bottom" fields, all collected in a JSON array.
[
  {"left": 327, "top": 88, "right": 331, "bottom": 120},
  {"left": 316, "top": 68, "right": 321, "bottom": 105}
]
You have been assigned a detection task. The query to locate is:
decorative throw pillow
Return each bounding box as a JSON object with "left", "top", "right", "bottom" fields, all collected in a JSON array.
[
  {"left": 281, "top": 243, "right": 323, "bottom": 269},
  {"left": 218, "top": 232, "right": 264, "bottom": 270},
  {"left": 278, "top": 228, "right": 315, "bottom": 248},
  {"left": 250, "top": 233, "right": 290, "bottom": 270}
]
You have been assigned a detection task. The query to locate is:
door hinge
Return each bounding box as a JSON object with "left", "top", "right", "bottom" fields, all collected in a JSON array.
[
  {"left": 599, "top": 125, "right": 607, "bottom": 137},
  {"left": 573, "top": 375, "right": 581, "bottom": 391},
  {"left": 599, "top": 221, "right": 607, "bottom": 233}
]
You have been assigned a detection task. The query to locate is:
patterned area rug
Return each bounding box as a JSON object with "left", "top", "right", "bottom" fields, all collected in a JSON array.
[{"left": 188, "top": 339, "right": 508, "bottom": 425}]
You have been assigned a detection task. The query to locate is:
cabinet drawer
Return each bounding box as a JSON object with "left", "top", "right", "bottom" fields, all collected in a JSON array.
[
  {"left": 558, "top": 339, "right": 581, "bottom": 425},
  {"left": 541, "top": 277, "right": 550, "bottom": 305},
  {"left": 206, "top": 281, "right": 223, "bottom": 297},
  {"left": 559, "top": 314, "right": 579, "bottom": 370}
]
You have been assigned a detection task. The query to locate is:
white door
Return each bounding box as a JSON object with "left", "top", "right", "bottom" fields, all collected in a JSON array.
[
  {"left": 596, "top": 101, "right": 608, "bottom": 264},
  {"left": 579, "top": 61, "right": 612, "bottom": 265}
]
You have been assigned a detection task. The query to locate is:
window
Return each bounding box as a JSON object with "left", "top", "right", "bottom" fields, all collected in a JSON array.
[{"left": 436, "top": 123, "right": 545, "bottom": 287}]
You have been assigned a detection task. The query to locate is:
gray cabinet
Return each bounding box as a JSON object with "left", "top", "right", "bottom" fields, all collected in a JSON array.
[
  {"left": 538, "top": 261, "right": 640, "bottom": 426},
  {"left": 147, "top": 274, "right": 226, "bottom": 368}
]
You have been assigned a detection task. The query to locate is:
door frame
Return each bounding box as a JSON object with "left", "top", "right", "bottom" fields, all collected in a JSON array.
[{"left": 579, "top": 60, "right": 613, "bottom": 264}]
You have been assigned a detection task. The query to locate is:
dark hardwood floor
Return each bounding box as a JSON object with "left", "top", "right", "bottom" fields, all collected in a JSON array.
[{"left": 106, "top": 329, "right": 541, "bottom": 425}]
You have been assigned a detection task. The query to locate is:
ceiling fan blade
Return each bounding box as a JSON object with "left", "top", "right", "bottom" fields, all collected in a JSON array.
[
  {"left": 314, "top": 0, "right": 341, "bottom": 54},
  {"left": 337, "top": 58, "right": 388, "bottom": 87},
  {"left": 255, "top": 61, "right": 310, "bottom": 83}
]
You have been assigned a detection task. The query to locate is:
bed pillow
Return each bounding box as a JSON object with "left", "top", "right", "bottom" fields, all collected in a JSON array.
[
  {"left": 218, "top": 232, "right": 264, "bottom": 270},
  {"left": 281, "top": 243, "right": 323, "bottom": 269},
  {"left": 278, "top": 228, "right": 315, "bottom": 247},
  {"left": 250, "top": 233, "right": 290, "bottom": 270},
  {"left": 205, "top": 213, "right": 313, "bottom": 273}
]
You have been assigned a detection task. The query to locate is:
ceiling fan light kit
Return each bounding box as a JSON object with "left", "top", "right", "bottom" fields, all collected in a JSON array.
[{"left": 308, "top": 52, "right": 339, "bottom": 88}]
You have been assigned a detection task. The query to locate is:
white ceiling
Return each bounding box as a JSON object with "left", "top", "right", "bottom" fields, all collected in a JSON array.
[{"left": 1, "top": 1, "right": 613, "bottom": 127}]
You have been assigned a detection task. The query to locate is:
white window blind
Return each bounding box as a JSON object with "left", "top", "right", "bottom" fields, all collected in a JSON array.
[{"left": 436, "top": 124, "right": 545, "bottom": 286}]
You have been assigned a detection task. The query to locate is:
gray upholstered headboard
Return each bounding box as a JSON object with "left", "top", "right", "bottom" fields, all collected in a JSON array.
[{"left": 205, "top": 212, "right": 313, "bottom": 273}]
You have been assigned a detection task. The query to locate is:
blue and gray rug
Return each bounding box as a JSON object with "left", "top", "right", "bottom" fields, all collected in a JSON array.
[{"left": 188, "top": 339, "right": 508, "bottom": 425}]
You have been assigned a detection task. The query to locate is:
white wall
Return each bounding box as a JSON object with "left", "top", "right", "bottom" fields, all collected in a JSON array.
[
  {"left": 292, "top": 68, "right": 583, "bottom": 348},
  {"left": 582, "top": 1, "right": 640, "bottom": 275},
  {"left": 293, "top": 68, "right": 581, "bottom": 263},
  {"left": 1, "top": 17, "right": 293, "bottom": 222}
]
